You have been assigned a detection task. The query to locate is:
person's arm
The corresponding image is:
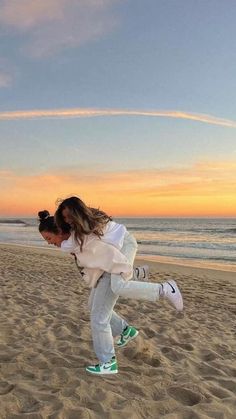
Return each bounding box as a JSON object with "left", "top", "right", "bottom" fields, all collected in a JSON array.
[
  {"left": 79, "top": 238, "right": 133, "bottom": 280},
  {"left": 61, "top": 233, "right": 80, "bottom": 253}
]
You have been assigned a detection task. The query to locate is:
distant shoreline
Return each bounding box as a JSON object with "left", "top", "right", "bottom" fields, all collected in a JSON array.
[{"left": 0, "top": 219, "right": 26, "bottom": 224}]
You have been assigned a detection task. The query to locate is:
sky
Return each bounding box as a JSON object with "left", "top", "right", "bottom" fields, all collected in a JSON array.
[{"left": 0, "top": 0, "right": 236, "bottom": 217}]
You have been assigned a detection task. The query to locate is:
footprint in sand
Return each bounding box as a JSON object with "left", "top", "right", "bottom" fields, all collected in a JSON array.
[
  {"left": 139, "top": 354, "right": 161, "bottom": 367},
  {"left": 142, "top": 327, "right": 156, "bottom": 339},
  {"left": 175, "top": 343, "right": 194, "bottom": 352},
  {"left": 9, "top": 414, "right": 43, "bottom": 419},
  {"left": 124, "top": 345, "right": 161, "bottom": 368},
  {"left": 217, "top": 379, "right": 236, "bottom": 393},
  {"left": 207, "top": 384, "right": 233, "bottom": 399},
  {"left": 0, "top": 381, "right": 15, "bottom": 395},
  {"left": 168, "top": 386, "right": 202, "bottom": 406},
  {"left": 161, "top": 346, "right": 184, "bottom": 361},
  {"left": 214, "top": 343, "right": 234, "bottom": 358},
  {"left": 199, "top": 349, "right": 219, "bottom": 362},
  {"left": 118, "top": 382, "right": 147, "bottom": 398},
  {"left": 0, "top": 350, "right": 20, "bottom": 362},
  {"left": 195, "top": 361, "right": 227, "bottom": 377},
  {"left": 12, "top": 388, "right": 41, "bottom": 414}
]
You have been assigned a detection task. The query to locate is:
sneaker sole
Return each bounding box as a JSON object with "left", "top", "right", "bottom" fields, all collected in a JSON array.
[
  {"left": 86, "top": 369, "right": 118, "bottom": 375},
  {"left": 117, "top": 330, "right": 139, "bottom": 348}
]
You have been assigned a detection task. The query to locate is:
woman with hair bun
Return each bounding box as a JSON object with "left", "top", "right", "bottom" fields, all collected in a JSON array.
[
  {"left": 38, "top": 209, "right": 152, "bottom": 372},
  {"left": 38, "top": 198, "right": 183, "bottom": 376},
  {"left": 38, "top": 210, "right": 71, "bottom": 246}
]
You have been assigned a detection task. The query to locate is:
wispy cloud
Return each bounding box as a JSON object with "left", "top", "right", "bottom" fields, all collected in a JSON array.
[
  {"left": 0, "top": 107, "right": 236, "bottom": 128},
  {"left": 0, "top": 58, "right": 15, "bottom": 88},
  {"left": 0, "top": 0, "right": 66, "bottom": 29},
  {"left": 0, "top": 0, "right": 120, "bottom": 57},
  {"left": 0, "top": 72, "right": 12, "bottom": 88}
]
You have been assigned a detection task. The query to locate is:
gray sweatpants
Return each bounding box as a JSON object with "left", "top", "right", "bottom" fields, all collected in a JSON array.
[
  {"left": 88, "top": 273, "right": 125, "bottom": 363},
  {"left": 111, "top": 231, "right": 162, "bottom": 299},
  {"left": 88, "top": 232, "right": 162, "bottom": 363}
]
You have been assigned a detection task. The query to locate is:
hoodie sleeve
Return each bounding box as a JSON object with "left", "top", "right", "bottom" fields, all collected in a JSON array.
[
  {"left": 79, "top": 238, "right": 133, "bottom": 281},
  {"left": 61, "top": 234, "right": 80, "bottom": 253}
]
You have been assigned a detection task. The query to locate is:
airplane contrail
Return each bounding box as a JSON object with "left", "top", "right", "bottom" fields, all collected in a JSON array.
[{"left": 0, "top": 107, "right": 235, "bottom": 128}]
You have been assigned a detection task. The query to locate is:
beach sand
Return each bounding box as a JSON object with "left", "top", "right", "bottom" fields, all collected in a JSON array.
[{"left": 0, "top": 244, "right": 236, "bottom": 419}]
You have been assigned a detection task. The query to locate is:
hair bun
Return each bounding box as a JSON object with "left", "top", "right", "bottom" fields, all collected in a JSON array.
[{"left": 38, "top": 210, "right": 50, "bottom": 222}]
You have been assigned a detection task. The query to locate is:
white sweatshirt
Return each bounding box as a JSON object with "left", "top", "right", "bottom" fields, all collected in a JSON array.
[{"left": 61, "top": 221, "right": 134, "bottom": 288}]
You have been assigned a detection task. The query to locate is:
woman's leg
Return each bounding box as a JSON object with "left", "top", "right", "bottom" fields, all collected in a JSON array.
[
  {"left": 111, "top": 276, "right": 161, "bottom": 301},
  {"left": 88, "top": 282, "right": 128, "bottom": 338},
  {"left": 89, "top": 273, "right": 123, "bottom": 363},
  {"left": 111, "top": 232, "right": 183, "bottom": 310},
  {"left": 110, "top": 310, "right": 128, "bottom": 337},
  {"left": 111, "top": 275, "right": 183, "bottom": 310},
  {"left": 111, "top": 231, "right": 160, "bottom": 301}
]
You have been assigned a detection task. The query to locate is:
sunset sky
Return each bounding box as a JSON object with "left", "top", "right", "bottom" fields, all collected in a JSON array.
[{"left": 0, "top": 0, "right": 236, "bottom": 217}]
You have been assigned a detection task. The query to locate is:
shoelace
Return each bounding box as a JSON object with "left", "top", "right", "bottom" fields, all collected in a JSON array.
[{"left": 95, "top": 357, "right": 116, "bottom": 368}]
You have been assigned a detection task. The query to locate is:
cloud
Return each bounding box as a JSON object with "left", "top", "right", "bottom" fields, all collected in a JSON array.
[
  {"left": 0, "top": 72, "right": 11, "bottom": 87},
  {"left": 0, "top": 0, "right": 66, "bottom": 29},
  {"left": 0, "top": 0, "right": 120, "bottom": 57},
  {"left": 0, "top": 58, "right": 15, "bottom": 87},
  {"left": 0, "top": 107, "right": 236, "bottom": 128},
  {"left": 0, "top": 160, "right": 236, "bottom": 216},
  {"left": 56, "top": 160, "right": 236, "bottom": 197}
]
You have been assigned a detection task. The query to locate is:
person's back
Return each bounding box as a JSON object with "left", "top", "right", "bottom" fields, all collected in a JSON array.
[
  {"left": 39, "top": 198, "right": 183, "bottom": 377},
  {"left": 60, "top": 224, "right": 133, "bottom": 288}
]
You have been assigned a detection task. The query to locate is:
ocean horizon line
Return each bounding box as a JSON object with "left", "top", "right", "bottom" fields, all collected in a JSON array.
[{"left": 1, "top": 215, "right": 236, "bottom": 220}]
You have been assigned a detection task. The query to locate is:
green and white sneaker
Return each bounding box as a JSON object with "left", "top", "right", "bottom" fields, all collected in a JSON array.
[
  {"left": 86, "top": 356, "right": 118, "bottom": 375},
  {"left": 116, "top": 325, "right": 139, "bottom": 348}
]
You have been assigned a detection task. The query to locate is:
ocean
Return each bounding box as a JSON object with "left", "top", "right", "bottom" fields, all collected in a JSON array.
[{"left": 0, "top": 217, "right": 235, "bottom": 272}]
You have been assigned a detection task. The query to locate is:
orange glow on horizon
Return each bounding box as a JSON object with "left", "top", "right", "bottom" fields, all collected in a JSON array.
[
  {"left": 0, "top": 194, "right": 235, "bottom": 218},
  {"left": 0, "top": 195, "right": 235, "bottom": 218},
  {"left": 0, "top": 161, "right": 235, "bottom": 218}
]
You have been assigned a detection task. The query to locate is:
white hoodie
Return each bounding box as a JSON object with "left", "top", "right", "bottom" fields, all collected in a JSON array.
[{"left": 61, "top": 221, "right": 134, "bottom": 288}]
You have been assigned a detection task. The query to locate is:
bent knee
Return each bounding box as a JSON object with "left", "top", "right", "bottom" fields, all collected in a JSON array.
[
  {"left": 110, "top": 279, "right": 124, "bottom": 295},
  {"left": 90, "top": 314, "right": 110, "bottom": 331}
]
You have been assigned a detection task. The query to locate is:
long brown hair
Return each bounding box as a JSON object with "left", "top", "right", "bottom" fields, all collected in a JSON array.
[{"left": 55, "top": 196, "right": 112, "bottom": 250}]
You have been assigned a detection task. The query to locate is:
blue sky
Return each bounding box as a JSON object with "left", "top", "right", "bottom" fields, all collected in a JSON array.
[
  {"left": 0, "top": 0, "right": 235, "bottom": 216},
  {"left": 1, "top": 0, "right": 236, "bottom": 113}
]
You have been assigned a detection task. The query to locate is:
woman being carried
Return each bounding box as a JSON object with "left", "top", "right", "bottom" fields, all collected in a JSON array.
[{"left": 39, "top": 196, "right": 183, "bottom": 375}]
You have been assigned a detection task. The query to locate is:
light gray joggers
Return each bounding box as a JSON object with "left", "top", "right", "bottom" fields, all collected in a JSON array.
[{"left": 88, "top": 232, "right": 162, "bottom": 363}]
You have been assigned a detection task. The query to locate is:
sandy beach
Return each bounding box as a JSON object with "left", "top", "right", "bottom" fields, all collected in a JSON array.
[{"left": 0, "top": 243, "right": 236, "bottom": 419}]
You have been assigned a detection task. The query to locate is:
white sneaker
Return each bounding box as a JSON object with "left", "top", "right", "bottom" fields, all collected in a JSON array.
[
  {"left": 162, "top": 280, "right": 183, "bottom": 311},
  {"left": 133, "top": 265, "right": 149, "bottom": 280}
]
